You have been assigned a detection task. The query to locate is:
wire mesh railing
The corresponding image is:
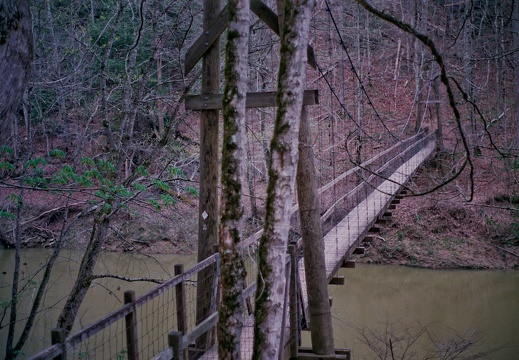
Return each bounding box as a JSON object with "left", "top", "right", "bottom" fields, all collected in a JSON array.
[
  {"left": 30, "top": 131, "right": 434, "bottom": 360},
  {"left": 29, "top": 255, "right": 219, "bottom": 360}
]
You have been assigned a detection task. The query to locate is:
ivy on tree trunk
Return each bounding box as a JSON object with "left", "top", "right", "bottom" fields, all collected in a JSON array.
[{"left": 218, "top": 0, "right": 250, "bottom": 358}]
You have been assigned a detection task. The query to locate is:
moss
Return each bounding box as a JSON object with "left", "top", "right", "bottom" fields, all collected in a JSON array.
[{"left": 218, "top": 251, "right": 246, "bottom": 354}]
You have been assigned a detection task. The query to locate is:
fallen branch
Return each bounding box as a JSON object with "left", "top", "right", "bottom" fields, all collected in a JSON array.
[
  {"left": 497, "top": 246, "right": 519, "bottom": 258},
  {"left": 91, "top": 273, "right": 165, "bottom": 284}
]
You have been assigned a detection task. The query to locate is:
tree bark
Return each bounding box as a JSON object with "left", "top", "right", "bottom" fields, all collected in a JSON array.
[
  {"left": 513, "top": 0, "right": 519, "bottom": 148},
  {"left": 0, "top": 0, "right": 33, "bottom": 147},
  {"left": 56, "top": 210, "right": 111, "bottom": 333},
  {"left": 218, "top": 0, "right": 250, "bottom": 358},
  {"left": 252, "top": 0, "right": 315, "bottom": 359}
]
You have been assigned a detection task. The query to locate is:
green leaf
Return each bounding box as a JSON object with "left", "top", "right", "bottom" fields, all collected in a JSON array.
[
  {"left": 152, "top": 179, "right": 171, "bottom": 192},
  {"left": 160, "top": 194, "right": 177, "bottom": 207},
  {"left": 0, "top": 162, "right": 15, "bottom": 171},
  {"left": 24, "top": 176, "right": 48, "bottom": 187},
  {"left": 50, "top": 149, "right": 66, "bottom": 158},
  {"left": 95, "top": 189, "right": 114, "bottom": 200},
  {"left": 102, "top": 202, "right": 113, "bottom": 213},
  {"left": 1, "top": 146, "right": 13, "bottom": 155},
  {"left": 137, "top": 165, "right": 149, "bottom": 176},
  {"left": 7, "top": 194, "right": 23, "bottom": 206},
  {"left": 168, "top": 167, "right": 185, "bottom": 178},
  {"left": 187, "top": 186, "right": 199, "bottom": 196},
  {"left": 24, "top": 157, "right": 47, "bottom": 169},
  {"left": 132, "top": 182, "right": 147, "bottom": 191},
  {"left": 81, "top": 157, "right": 96, "bottom": 167},
  {"left": 0, "top": 210, "right": 15, "bottom": 219},
  {"left": 114, "top": 185, "right": 134, "bottom": 198},
  {"left": 149, "top": 198, "right": 161, "bottom": 211}
]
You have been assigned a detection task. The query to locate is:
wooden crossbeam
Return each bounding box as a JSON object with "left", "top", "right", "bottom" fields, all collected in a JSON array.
[
  {"left": 185, "top": 90, "right": 319, "bottom": 110},
  {"left": 184, "top": 5, "right": 228, "bottom": 75},
  {"left": 184, "top": 0, "right": 317, "bottom": 75}
]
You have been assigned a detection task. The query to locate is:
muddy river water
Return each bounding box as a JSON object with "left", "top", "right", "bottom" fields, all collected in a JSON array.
[{"left": 1, "top": 249, "right": 518, "bottom": 359}]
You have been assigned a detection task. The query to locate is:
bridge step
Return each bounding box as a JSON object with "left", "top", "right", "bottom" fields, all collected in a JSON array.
[
  {"left": 383, "top": 212, "right": 392, "bottom": 217},
  {"left": 363, "top": 236, "right": 374, "bottom": 243},
  {"left": 391, "top": 199, "right": 400, "bottom": 205},
  {"left": 297, "top": 347, "right": 351, "bottom": 360},
  {"left": 369, "top": 226, "right": 381, "bottom": 233},
  {"left": 388, "top": 204, "right": 397, "bottom": 210},
  {"left": 353, "top": 246, "right": 365, "bottom": 255},
  {"left": 329, "top": 276, "right": 345, "bottom": 285},
  {"left": 341, "top": 260, "right": 356, "bottom": 268}
]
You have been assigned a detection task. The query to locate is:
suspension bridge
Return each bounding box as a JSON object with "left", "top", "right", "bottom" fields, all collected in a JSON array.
[
  {"left": 29, "top": 130, "right": 436, "bottom": 360},
  {"left": 27, "top": 0, "right": 443, "bottom": 358}
]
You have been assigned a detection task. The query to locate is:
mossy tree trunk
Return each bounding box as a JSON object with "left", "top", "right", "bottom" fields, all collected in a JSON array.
[
  {"left": 252, "top": 0, "right": 315, "bottom": 359},
  {"left": 218, "top": 0, "right": 250, "bottom": 358}
]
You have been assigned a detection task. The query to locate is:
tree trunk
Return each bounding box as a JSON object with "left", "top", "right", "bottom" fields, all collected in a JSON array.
[
  {"left": 513, "top": 0, "right": 519, "bottom": 148},
  {"left": 218, "top": 0, "right": 249, "bottom": 358},
  {"left": 56, "top": 210, "right": 111, "bottom": 333},
  {"left": 252, "top": 0, "right": 315, "bottom": 358},
  {"left": 0, "top": 0, "right": 33, "bottom": 147}
]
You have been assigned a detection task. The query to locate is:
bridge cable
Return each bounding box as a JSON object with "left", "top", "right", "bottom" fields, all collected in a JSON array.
[{"left": 323, "top": 0, "right": 398, "bottom": 140}]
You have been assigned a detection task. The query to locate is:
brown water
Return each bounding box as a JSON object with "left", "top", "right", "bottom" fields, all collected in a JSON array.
[
  {"left": 0, "top": 249, "right": 196, "bottom": 358},
  {"left": 1, "top": 250, "right": 518, "bottom": 359},
  {"left": 314, "top": 263, "right": 519, "bottom": 360}
]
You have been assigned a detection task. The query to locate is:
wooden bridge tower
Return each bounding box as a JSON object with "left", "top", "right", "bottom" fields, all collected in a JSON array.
[{"left": 184, "top": 0, "right": 345, "bottom": 358}]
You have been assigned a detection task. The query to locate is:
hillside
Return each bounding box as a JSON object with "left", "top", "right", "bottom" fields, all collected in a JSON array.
[{"left": 1, "top": 0, "right": 518, "bottom": 271}]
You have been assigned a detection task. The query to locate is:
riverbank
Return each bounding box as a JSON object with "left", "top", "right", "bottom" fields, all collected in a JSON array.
[{"left": 355, "top": 193, "right": 519, "bottom": 269}]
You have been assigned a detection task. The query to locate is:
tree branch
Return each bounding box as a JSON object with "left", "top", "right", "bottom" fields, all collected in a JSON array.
[
  {"left": 91, "top": 273, "right": 164, "bottom": 284},
  {"left": 356, "top": 0, "right": 475, "bottom": 201}
]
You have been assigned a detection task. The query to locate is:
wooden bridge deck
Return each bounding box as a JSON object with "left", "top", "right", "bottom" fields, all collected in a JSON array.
[
  {"left": 298, "top": 139, "right": 436, "bottom": 322},
  {"left": 201, "top": 138, "right": 435, "bottom": 359}
]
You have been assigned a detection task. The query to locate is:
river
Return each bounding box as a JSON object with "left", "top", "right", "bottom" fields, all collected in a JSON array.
[{"left": 1, "top": 249, "right": 518, "bottom": 359}]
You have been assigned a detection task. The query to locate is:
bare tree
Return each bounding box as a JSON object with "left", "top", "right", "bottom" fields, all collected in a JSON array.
[
  {"left": 252, "top": 0, "right": 315, "bottom": 358},
  {"left": 217, "top": 0, "right": 250, "bottom": 357},
  {"left": 514, "top": 0, "right": 519, "bottom": 148}
]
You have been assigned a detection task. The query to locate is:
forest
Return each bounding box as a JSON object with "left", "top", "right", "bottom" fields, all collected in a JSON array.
[{"left": 1, "top": 0, "right": 518, "bottom": 358}]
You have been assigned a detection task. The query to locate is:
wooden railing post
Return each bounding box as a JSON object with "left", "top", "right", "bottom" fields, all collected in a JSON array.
[
  {"left": 174, "top": 265, "right": 187, "bottom": 334},
  {"left": 168, "top": 331, "right": 183, "bottom": 360},
  {"left": 174, "top": 264, "right": 188, "bottom": 360},
  {"left": 51, "top": 328, "right": 67, "bottom": 360},
  {"left": 124, "top": 291, "right": 139, "bottom": 360}
]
